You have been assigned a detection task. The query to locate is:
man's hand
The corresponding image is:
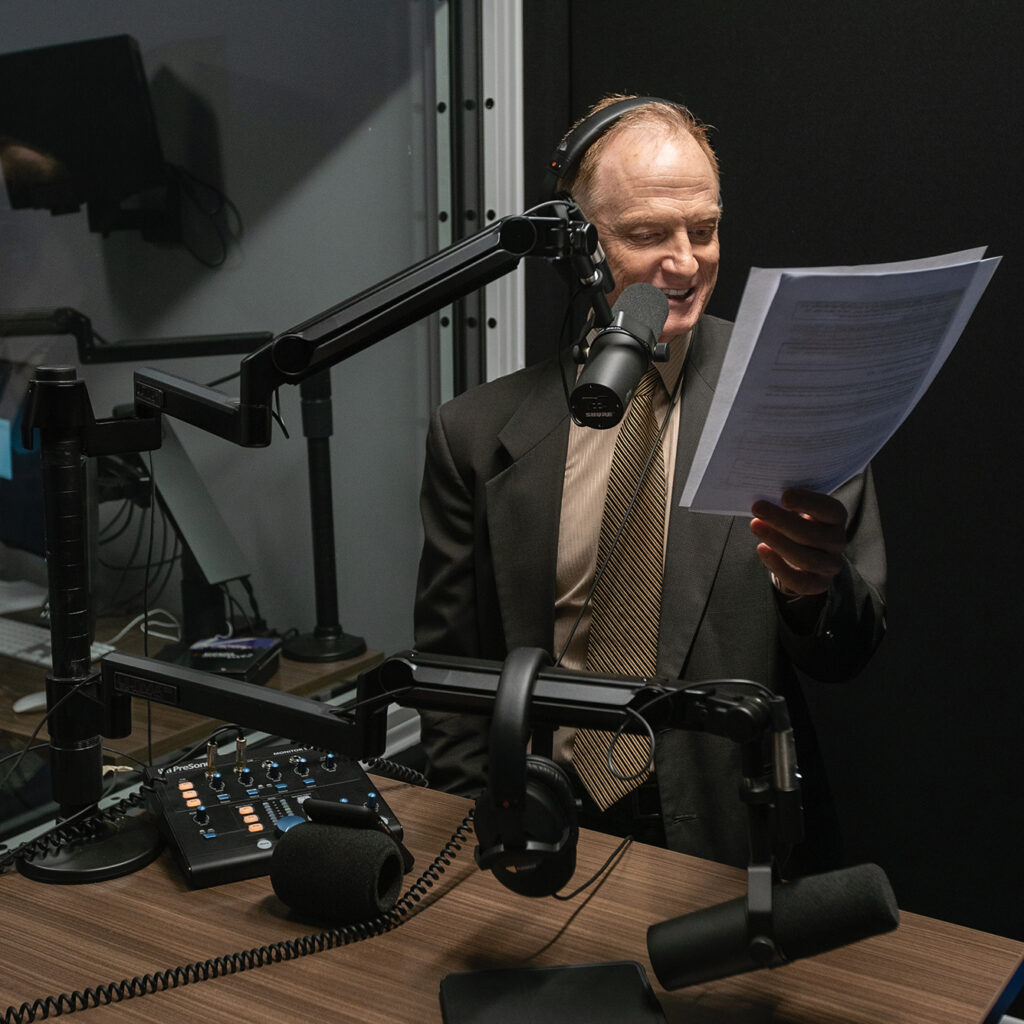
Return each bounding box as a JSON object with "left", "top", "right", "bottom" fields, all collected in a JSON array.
[{"left": 750, "top": 488, "right": 848, "bottom": 597}]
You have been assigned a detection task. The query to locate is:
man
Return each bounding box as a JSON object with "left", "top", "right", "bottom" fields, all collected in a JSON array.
[{"left": 414, "top": 96, "right": 886, "bottom": 871}]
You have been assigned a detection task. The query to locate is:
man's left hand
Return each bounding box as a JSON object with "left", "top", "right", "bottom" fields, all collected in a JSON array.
[{"left": 750, "top": 488, "right": 848, "bottom": 597}]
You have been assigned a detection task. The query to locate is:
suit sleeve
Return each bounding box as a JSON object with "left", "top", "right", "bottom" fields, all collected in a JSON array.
[
  {"left": 413, "top": 404, "right": 492, "bottom": 796},
  {"left": 775, "top": 466, "right": 887, "bottom": 683}
]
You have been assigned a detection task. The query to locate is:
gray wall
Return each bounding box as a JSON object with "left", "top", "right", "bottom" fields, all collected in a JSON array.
[{"left": 1, "top": 1, "right": 438, "bottom": 656}]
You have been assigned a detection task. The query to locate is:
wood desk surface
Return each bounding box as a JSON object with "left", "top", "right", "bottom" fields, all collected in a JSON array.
[
  {"left": 0, "top": 615, "right": 382, "bottom": 761},
  {"left": 0, "top": 782, "right": 1019, "bottom": 1024}
]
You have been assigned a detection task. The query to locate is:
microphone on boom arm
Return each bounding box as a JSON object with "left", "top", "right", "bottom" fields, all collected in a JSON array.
[
  {"left": 647, "top": 861, "right": 900, "bottom": 989},
  {"left": 569, "top": 282, "right": 669, "bottom": 429}
]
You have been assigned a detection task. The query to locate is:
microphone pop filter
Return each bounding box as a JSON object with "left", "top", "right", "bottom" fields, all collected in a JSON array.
[
  {"left": 774, "top": 862, "right": 899, "bottom": 959},
  {"left": 612, "top": 281, "right": 671, "bottom": 337},
  {"left": 270, "top": 822, "right": 403, "bottom": 924},
  {"left": 648, "top": 863, "right": 899, "bottom": 990}
]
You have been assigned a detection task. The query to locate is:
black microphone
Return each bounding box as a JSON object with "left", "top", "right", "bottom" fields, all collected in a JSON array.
[
  {"left": 647, "top": 863, "right": 899, "bottom": 990},
  {"left": 570, "top": 282, "right": 670, "bottom": 429}
]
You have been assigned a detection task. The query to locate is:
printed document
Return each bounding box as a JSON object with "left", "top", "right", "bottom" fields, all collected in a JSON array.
[{"left": 680, "top": 248, "right": 1000, "bottom": 514}]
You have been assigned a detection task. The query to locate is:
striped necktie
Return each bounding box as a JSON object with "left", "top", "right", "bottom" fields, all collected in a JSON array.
[{"left": 574, "top": 367, "right": 665, "bottom": 810}]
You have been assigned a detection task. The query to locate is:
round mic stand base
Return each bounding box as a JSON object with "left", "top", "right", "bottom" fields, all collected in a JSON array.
[
  {"left": 283, "top": 625, "right": 366, "bottom": 664},
  {"left": 16, "top": 813, "right": 163, "bottom": 885}
]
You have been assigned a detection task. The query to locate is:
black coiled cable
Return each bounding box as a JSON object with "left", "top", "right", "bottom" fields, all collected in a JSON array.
[
  {"left": 0, "top": 810, "right": 475, "bottom": 1023},
  {"left": 0, "top": 790, "right": 150, "bottom": 875},
  {"left": 362, "top": 755, "right": 429, "bottom": 789}
]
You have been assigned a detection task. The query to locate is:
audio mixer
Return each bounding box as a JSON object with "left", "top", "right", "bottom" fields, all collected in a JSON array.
[{"left": 147, "top": 739, "right": 402, "bottom": 888}]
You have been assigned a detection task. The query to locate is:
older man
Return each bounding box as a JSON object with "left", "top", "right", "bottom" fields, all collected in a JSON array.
[{"left": 414, "top": 95, "right": 886, "bottom": 871}]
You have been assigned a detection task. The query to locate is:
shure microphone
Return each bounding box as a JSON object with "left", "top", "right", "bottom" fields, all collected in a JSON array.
[
  {"left": 647, "top": 863, "right": 899, "bottom": 990},
  {"left": 570, "top": 282, "right": 670, "bottom": 429}
]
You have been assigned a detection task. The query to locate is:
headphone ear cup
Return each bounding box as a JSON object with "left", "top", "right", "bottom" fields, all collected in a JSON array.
[{"left": 490, "top": 755, "right": 579, "bottom": 898}]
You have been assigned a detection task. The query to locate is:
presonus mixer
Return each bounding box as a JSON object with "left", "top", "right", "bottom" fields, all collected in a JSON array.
[{"left": 147, "top": 738, "right": 402, "bottom": 888}]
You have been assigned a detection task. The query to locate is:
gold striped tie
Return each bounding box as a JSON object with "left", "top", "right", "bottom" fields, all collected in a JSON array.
[{"left": 574, "top": 367, "right": 665, "bottom": 810}]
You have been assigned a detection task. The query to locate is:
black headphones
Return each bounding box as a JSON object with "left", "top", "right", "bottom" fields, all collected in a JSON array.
[
  {"left": 473, "top": 647, "right": 579, "bottom": 898},
  {"left": 546, "top": 95, "right": 683, "bottom": 198}
]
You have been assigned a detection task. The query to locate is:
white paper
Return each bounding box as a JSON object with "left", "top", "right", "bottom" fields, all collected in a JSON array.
[{"left": 680, "top": 249, "right": 1000, "bottom": 515}]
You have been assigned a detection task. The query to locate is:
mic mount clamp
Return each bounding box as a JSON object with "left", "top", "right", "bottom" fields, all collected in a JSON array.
[{"left": 571, "top": 308, "right": 670, "bottom": 366}]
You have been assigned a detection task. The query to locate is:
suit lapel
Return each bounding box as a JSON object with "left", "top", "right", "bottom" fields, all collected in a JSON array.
[
  {"left": 486, "top": 357, "right": 572, "bottom": 652},
  {"left": 658, "top": 318, "right": 737, "bottom": 679},
  {"left": 479, "top": 320, "right": 735, "bottom": 671}
]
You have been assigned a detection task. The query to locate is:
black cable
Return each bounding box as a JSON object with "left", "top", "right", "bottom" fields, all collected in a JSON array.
[
  {"left": 220, "top": 584, "right": 253, "bottom": 634},
  {"left": 551, "top": 834, "right": 633, "bottom": 902},
  {"left": 166, "top": 726, "right": 246, "bottom": 769},
  {"left": 271, "top": 389, "right": 289, "bottom": 439},
  {"left": 0, "top": 680, "right": 93, "bottom": 795},
  {"left": 171, "top": 165, "right": 244, "bottom": 269},
  {"left": 237, "top": 577, "right": 265, "bottom": 631},
  {"left": 0, "top": 812, "right": 475, "bottom": 1023},
  {"left": 97, "top": 497, "right": 134, "bottom": 543},
  {"left": 204, "top": 369, "right": 241, "bottom": 389},
  {"left": 0, "top": 769, "right": 144, "bottom": 875},
  {"left": 362, "top": 756, "right": 429, "bottom": 789}
]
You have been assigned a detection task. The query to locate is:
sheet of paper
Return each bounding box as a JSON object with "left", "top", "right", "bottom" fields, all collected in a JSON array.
[{"left": 680, "top": 249, "right": 1000, "bottom": 515}]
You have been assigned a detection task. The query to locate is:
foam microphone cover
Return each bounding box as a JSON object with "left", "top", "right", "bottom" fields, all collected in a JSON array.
[
  {"left": 648, "top": 863, "right": 899, "bottom": 990},
  {"left": 610, "top": 281, "right": 671, "bottom": 335},
  {"left": 270, "top": 822, "right": 403, "bottom": 925}
]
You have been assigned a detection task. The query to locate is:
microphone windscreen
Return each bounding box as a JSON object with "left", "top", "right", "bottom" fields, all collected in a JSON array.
[
  {"left": 648, "top": 863, "right": 899, "bottom": 990},
  {"left": 270, "top": 822, "right": 403, "bottom": 925},
  {"left": 612, "top": 282, "right": 669, "bottom": 337},
  {"left": 774, "top": 862, "right": 899, "bottom": 960}
]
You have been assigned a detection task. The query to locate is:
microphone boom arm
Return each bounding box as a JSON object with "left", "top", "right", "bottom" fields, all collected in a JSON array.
[
  {"left": 132, "top": 203, "right": 611, "bottom": 446},
  {"left": 366, "top": 648, "right": 804, "bottom": 967}
]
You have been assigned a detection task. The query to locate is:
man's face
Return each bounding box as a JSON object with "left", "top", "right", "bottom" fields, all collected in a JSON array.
[{"left": 582, "top": 128, "right": 721, "bottom": 344}]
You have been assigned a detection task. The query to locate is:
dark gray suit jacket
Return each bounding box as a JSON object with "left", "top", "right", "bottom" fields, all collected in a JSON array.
[{"left": 414, "top": 314, "right": 886, "bottom": 868}]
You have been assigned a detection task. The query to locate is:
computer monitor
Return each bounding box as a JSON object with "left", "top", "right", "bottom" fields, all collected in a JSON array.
[
  {"left": 0, "top": 355, "right": 45, "bottom": 558},
  {"left": 0, "top": 338, "right": 104, "bottom": 601},
  {"left": 0, "top": 34, "right": 176, "bottom": 240}
]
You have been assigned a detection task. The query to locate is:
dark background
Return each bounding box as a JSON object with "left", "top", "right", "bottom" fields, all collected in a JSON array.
[{"left": 523, "top": 0, "right": 1024, "bottom": 941}]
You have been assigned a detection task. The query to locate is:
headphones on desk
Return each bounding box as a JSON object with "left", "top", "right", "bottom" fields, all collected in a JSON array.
[{"left": 473, "top": 647, "right": 579, "bottom": 898}]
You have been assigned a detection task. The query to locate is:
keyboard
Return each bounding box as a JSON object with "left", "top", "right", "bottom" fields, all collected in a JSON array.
[{"left": 0, "top": 616, "right": 116, "bottom": 668}]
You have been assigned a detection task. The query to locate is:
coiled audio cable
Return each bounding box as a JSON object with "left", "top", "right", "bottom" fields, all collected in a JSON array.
[{"left": 1, "top": 810, "right": 475, "bottom": 1023}]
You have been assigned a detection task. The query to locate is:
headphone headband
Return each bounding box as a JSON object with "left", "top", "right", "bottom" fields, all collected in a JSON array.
[
  {"left": 488, "top": 646, "right": 552, "bottom": 817},
  {"left": 547, "top": 95, "right": 680, "bottom": 189}
]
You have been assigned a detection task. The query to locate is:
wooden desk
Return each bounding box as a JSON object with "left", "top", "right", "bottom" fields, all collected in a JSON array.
[
  {"left": 0, "top": 616, "right": 383, "bottom": 761},
  {"left": 0, "top": 783, "right": 1019, "bottom": 1023}
]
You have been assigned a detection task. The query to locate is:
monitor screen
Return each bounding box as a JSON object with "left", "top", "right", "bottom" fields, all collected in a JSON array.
[
  {"left": 0, "top": 354, "right": 45, "bottom": 557},
  {"left": 0, "top": 34, "right": 167, "bottom": 218}
]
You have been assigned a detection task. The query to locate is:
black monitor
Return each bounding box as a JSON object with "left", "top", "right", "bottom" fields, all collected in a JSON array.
[
  {"left": 0, "top": 34, "right": 175, "bottom": 239},
  {"left": 0, "top": 339, "right": 101, "bottom": 591},
  {"left": 0, "top": 355, "right": 45, "bottom": 557}
]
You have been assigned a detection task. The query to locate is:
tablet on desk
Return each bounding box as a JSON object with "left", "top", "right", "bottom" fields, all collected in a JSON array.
[{"left": 439, "top": 961, "right": 666, "bottom": 1024}]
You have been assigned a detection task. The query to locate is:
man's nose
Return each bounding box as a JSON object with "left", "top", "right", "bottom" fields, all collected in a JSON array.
[{"left": 660, "top": 235, "right": 698, "bottom": 276}]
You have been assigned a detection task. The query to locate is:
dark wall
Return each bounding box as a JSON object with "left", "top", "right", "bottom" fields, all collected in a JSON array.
[{"left": 524, "top": 0, "right": 1024, "bottom": 939}]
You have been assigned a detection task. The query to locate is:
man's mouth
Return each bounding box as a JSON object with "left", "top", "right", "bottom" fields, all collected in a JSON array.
[{"left": 662, "top": 286, "right": 695, "bottom": 301}]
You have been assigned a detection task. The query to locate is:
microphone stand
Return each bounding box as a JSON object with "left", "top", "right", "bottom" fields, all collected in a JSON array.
[
  {"left": 282, "top": 369, "right": 366, "bottom": 663},
  {"left": 18, "top": 368, "right": 163, "bottom": 882}
]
